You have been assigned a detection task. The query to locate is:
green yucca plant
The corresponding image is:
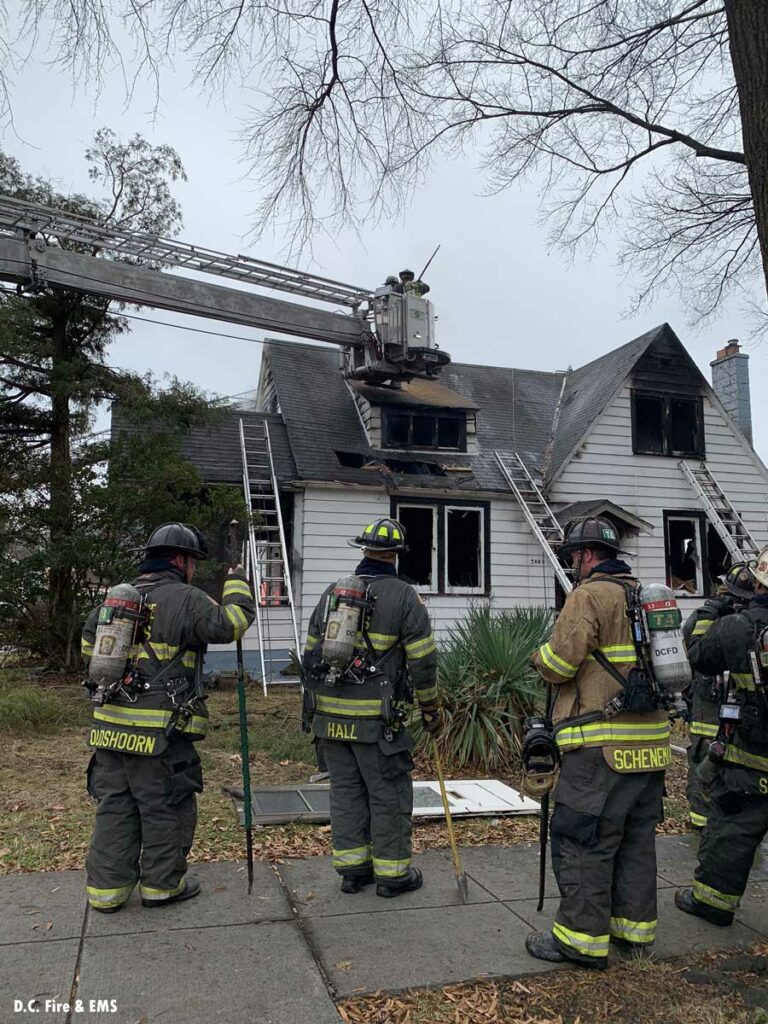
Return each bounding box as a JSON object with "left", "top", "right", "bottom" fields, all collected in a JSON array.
[{"left": 413, "top": 605, "right": 553, "bottom": 772}]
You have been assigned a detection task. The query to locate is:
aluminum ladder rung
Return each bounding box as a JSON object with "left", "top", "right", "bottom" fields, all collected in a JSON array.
[{"left": 678, "top": 460, "right": 759, "bottom": 562}]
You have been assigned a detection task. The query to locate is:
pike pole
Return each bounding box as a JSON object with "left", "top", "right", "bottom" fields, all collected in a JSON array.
[
  {"left": 432, "top": 739, "right": 468, "bottom": 903},
  {"left": 229, "top": 518, "right": 254, "bottom": 894}
]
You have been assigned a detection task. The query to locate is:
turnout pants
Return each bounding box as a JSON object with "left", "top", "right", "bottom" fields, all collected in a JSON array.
[
  {"left": 550, "top": 747, "right": 665, "bottom": 963},
  {"left": 319, "top": 732, "right": 414, "bottom": 883},
  {"left": 693, "top": 764, "right": 768, "bottom": 919},
  {"left": 686, "top": 680, "right": 719, "bottom": 829},
  {"left": 85, "top": 740, "right": 203, "bottom": 910}
]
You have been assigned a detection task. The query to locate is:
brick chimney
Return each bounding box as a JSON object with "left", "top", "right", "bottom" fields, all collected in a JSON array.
[{"left": 710, "top": 339, "right": 752, "bottom": 445}]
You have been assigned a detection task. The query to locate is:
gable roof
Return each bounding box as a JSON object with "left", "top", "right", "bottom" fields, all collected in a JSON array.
[{"left": 265, "top": 340, "right": 565, "bottom": 492}]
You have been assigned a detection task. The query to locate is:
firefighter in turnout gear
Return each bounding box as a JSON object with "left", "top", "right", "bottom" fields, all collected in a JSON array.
[
  {"left": 81, "top": 523, "right": 256, "bottom": 912},
  {"left": 676, "top": 547, "right": 768, "bottom": 927},
  {"left": 682, "top": 563, "right": 756, "bottom": 829},
  {"left": 302, "top": 518, "right": 440, "bottom": 897},
  {"left": 526, "top": 516, "right": 671, "bottom": 969}
]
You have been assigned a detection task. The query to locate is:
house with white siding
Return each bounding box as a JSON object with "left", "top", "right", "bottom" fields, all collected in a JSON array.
[{"left": 180, "top": 324, "right": 768, "bottom": 677}]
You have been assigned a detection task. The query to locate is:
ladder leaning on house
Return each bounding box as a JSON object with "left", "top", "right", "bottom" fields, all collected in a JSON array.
[
  {"left": 494, "top": 451, "right": 573, "bottom": 594},
  {"left": 238, "top": 419, "right": 302, "bottom": 695},
  {"left": 678, "top": 460, "right": 760, "bottom": 563}
]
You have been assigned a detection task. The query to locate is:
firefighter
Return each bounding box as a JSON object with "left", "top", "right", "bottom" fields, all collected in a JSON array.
[
  {"left": 676, "top": 547, "right": 768, "bottom": 926},
  {"left": 302, "top": 517, "right": 441, "bottom": 896},
  {"left": 682, "top": 563, "right": 756, "bottom": 829},
  {"left": 526, "top": 516, "right": 671, "bottom": 969},
  {"left": 81, "top": 523, "right": 256, "bottom": 913},
  {"left": 399, "top": 269, "right": 430, "bottom": 297}
]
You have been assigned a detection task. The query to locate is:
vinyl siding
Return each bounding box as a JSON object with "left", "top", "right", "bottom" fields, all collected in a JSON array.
[{"left": 550, "top": 384, "right": 768, "bottom": 613}]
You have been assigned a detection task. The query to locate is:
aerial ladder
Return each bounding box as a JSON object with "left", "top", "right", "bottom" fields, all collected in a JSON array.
[{"left": 0, "top": 193, "right": 453, "bottom": 687}]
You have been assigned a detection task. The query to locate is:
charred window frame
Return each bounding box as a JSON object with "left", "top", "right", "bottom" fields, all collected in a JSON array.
[
  {"left": 631, "top": 390, "right": 705, "bottom": 458},
  {"left": 382, "top": 409, "right": 466, "bottom": 451},
  {"left": 663, "top": 510, "right": 727, "bottom": 598},
  {"left": 393, "top": 498, "right": 490, "bottom": 595}
]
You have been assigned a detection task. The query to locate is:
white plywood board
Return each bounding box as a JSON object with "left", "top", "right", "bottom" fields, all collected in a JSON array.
[{"left": 411, "top": 779, "right": 539, "bottom": 818}]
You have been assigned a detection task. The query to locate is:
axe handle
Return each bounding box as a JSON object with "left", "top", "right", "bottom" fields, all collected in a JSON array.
[{"left": 432, "top": 739, "right": 463, "bottom": 883}]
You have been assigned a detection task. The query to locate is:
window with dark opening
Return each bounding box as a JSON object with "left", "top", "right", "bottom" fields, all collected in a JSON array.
[
  {"left": 382, "top": 410, "right": 466, "bottom": 451},
  {"left": 632, "top": 391, "right": 704, "bottom": 458},
  {"left": 446, "top": 508, "right": 482, "bottom": 589},
  {"left": 395, "top": 500, "right": 489, "bottom": 593},
  {"left": 705, "top": 525, "right": 728, "bottom": 593},
  {"left": 397, "top": 506, "right": 436, "bottom": 588}
]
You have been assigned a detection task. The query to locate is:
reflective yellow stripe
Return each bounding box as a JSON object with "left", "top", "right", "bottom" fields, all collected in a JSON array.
[
  {"left": 87, "top": 883, "right": 134, "bottom": 908},
  {"left": 305, "top": 634, "right": 321, "bottom": 651},
  {"left": 690, "top": 721, "right": 718, "bottom": 738},
  {"left": 223, "top": 580, "right": 253, "bottom": 598},
  {"left": 586, "top": 644, "right": 636, "bottom": 664},
  {"left": 81, "top": 640, "right": 95, "bottom": 655},
  {"left": 689, "top": 811, "right": 708, "bottom": 828},
  {"left": 367, "top": 632, "right": 397, "bottom": 651},
  {"left": 692, "top": 618, "right": 715, "bottom": 637},
  {"left": 609, "top": 917, "right": 657, "bottom": 944},
  {"left": 92, "top": 707, "right": 207, "bottom": 735},
  {"left": 405, "top": 634, "right": 436, "bottom": 659},
  {"left": 415, "top": 684, "right": 439, "bottom": 704},
  {"left": 332, "top": 846, "right": 372, "bottom": 868},
  {"left": 182, "top": 652, "right": 197, "bottom": 669},
  {"left": 225, "top": 604, "right": 248, "bottom": 640},
  {"left": 692, "top": 881, "right": 740, "bottom": 912},
  {"left": 552, "top": 922, "right": 609, "bottom": 958},
  {"left": 539, "top": 643, "right": 577, "bottom": 679},
  {"left": 723, "top": 745, "right": 768, "bottom": 772},
  {"left": 133, "top": 641, "right": 181, "bottom": 661},
  {"left": 139, "top": 879, "right": 186, "bottom": 901},
  {"left": 556, "top": 720, "right": 670, "bottom": 750},
  {"left": 316, "top": 696, "right": 382, "bottom": 717},
  {"left": 731, "top": 672, "right": 756, "bottom": 691},
  {"left": 373, "top": 857, "right": 412, "bottom": 878}
]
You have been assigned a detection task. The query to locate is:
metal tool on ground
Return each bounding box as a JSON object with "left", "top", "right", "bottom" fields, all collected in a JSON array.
[
  {"left": 432, "top": 739, "right": 468, "bottom": 903},
  {"left": 229, "top": 518, "right": 254, "bottom": 895}
]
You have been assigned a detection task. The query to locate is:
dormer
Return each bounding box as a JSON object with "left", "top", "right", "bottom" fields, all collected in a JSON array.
[{"left": 347, "top": 379, "right": 478, "bottom": 454}]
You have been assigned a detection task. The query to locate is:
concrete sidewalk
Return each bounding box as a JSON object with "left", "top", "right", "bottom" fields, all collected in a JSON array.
[{"left": 1, "top": 835, "right": 766, "bottom": 1023}]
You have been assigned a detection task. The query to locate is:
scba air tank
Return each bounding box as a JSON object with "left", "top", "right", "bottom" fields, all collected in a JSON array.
[
  {"left": 322, "top": 575, "right": 368, "bottom": 668},
  {"left": 88, "top": 583, "right": 143, "bottom": 686},
  {"left": 639, "top": 583, "right": 692, "bottom": 689}
]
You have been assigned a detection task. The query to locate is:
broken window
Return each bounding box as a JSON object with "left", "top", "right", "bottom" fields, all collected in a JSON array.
[
  {"left": 382, "top": 410, "right": 466, "bottom": 451},
  {"left": 665, "top": 515, "right": 704, "bottom": 595},
  {"left": 395, "top": 500, "right": 488, "bottom": 594},
  {"left": 397, "top": 505, "right": 437, "bottom": 590},
  {"left": 632, "top": 391, "right": 705, "bottom": 458},
  {"left": 445, "top": 507, "right": 483, "bottom": 591}
]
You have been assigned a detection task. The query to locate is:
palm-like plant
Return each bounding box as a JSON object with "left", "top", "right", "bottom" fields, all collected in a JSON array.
[{"left": 413, "top": 606, "right": 553, "bottom": 772}]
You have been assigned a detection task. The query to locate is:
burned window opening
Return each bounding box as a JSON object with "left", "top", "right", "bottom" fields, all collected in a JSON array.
[
  {"left": 335, "top": 451, "right": 447, "bottom": 475},
  {"left": 664, "top": 511, "right": 726, "bottom": 597},
  {"left": 382, "top": 410, "right": 466, "bottom": 451},
  {"left": 632, "top": 391, "right": 705, "bottom": 458},
  {"left": 397, "top": 506, "right": 436, "bottom": 588},
  {"left": 446, "top": 508, "right": 482, "bottom": 589}
]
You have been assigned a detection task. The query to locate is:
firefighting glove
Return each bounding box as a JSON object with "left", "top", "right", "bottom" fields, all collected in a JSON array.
[{"left": 421, "top": 705, "right": 444, "bottom": 737}]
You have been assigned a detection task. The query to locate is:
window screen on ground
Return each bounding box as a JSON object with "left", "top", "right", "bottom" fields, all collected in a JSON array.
[
  {"left": 665, "top": 516, "right": 703, "bottom": 595},
  {"left": 397, "top": 505, "right": 435, "bottom": 587},
  {"left": 634, "top": 394, "right": 664, "bottom": 454},
  {"left": 446, "top": 508, "right": 482, "bottom": 589}
]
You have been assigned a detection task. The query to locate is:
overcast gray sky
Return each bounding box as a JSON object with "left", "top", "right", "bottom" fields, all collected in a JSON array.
[{"left": 3, "top": 42, "right": 767, "bottom": 460}]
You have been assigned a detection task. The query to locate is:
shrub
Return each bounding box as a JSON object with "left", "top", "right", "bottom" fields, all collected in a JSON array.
[{"left": 413, "top": 605, "right": 553, "bottom": 772}]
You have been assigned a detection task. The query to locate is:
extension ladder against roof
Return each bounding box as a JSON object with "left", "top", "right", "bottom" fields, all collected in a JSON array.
[
  {"left": 678, "top": 460, "right": 759, "bottom": 562},
  {"left": 239, "top": 419, "right": 301, "bottom": 694},
  {"left": 494, "top": 451, "right": 573, "bottom": 594}
]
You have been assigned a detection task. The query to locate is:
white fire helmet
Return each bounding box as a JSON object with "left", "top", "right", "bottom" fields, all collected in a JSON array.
[{"left": 754, "top": 545, "right": 768, "bottom": 589}]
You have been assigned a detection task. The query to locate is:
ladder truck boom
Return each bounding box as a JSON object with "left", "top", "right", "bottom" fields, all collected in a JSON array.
[{"left": 0, "top": 195, "right": 450, "bottom": 383}]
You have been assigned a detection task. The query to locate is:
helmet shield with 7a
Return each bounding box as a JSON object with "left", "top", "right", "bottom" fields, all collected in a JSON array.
[
  {"left": 348, "top": 517, "right": 408, "bottom": 552},
  {"left": 557, "top": 515, "right": 628, "bottom": 558},
  {"left": 145, "top": 522, "right": 209, "bottom": 560}
]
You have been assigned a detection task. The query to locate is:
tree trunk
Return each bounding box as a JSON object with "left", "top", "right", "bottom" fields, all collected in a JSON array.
[
  {"left": 725, "top": 0, "right": 768, "bottom": 305},
  {"left": 48, "top": 313, "right": 75, "bottom": 669}
]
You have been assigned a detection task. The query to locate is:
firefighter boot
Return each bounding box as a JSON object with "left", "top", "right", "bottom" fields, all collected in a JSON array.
[
  {"left": 675, "top": 887, "right": 734, "bottom": 927},
  {"left": 142, "top": 875, "right": 201, "bottom": 909},
  {"left": 526, "top": 931, "right": 607, "bottom": 971},
  {"left": 376, "top": 867, "right": 423, "bottom": 899},
  {"left": 340, "top": 870, "right": 374, "bottom": 894}
]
